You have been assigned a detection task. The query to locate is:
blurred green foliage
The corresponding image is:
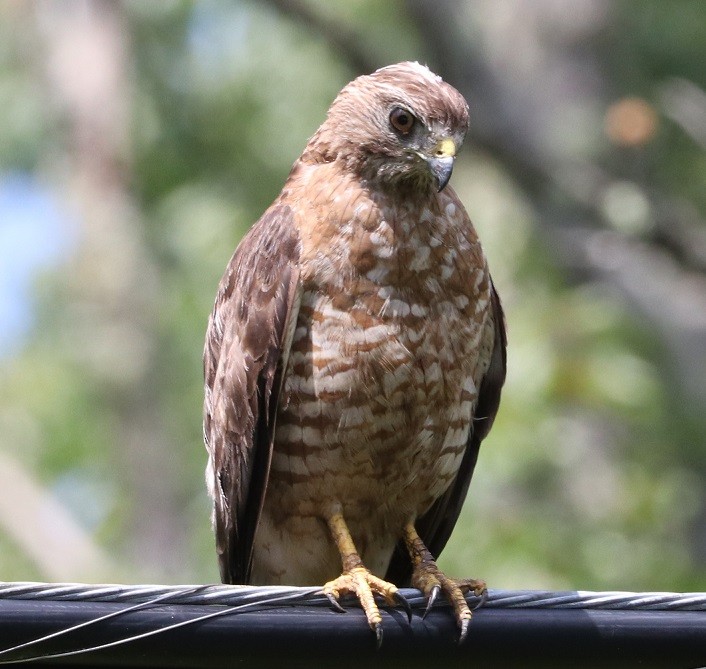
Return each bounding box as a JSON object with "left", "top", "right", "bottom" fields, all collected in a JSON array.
[{"left": 0, "top": 0, "right": 704, "bottom": 592}]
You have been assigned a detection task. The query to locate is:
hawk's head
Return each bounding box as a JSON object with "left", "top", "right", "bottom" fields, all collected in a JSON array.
[{"left": 305, "top": 62, "right": 470, "bottom": 194}]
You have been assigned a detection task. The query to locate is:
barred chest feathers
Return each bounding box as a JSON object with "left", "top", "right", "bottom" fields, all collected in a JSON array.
[{"left": 266, "top": 180, "right": 494, "bottom": 530}]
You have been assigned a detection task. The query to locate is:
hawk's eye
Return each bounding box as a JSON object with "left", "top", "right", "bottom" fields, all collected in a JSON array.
[{"left": 389, "top": 107, "right": 415, "bottom": 134}]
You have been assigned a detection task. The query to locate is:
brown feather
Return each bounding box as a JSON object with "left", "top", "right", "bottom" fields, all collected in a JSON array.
[
  {"left": 203, "top": 204, "right": 301, "bottom": 583},
  {"left": 385, "top": 284, "right": 506, "bottom": 585}
]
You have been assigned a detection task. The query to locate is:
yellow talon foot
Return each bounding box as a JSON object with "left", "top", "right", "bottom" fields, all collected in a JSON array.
[
  {"left": 412, "top": 561, "right": 486, "bottom": 643},
  {"left": 404, "top": 522, "right": 486, "bottom": 643},
  {"left": 323, "top": 566, "right": 406, "bottom": 645},
  {"left": 411, "top": 562, "right": 486, "bottom": 643}
]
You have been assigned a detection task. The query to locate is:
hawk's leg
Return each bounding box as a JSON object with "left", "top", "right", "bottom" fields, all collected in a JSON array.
[
  {"left": 403, "top": 522, "right": 487, "bottom": 643},
  {"left": 323, "top": 512, "right": 410, "bottom": 645}
]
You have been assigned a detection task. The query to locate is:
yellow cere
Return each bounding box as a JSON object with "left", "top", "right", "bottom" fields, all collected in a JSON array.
[{"left": 434, "top": 138, "right": 456, "bottom": 158}]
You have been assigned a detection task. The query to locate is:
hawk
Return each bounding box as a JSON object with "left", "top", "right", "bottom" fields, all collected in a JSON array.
[{"left": 203, "top": 61, "right": 506, "bottom": 642}]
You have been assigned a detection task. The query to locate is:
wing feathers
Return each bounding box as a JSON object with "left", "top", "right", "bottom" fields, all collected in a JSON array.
[{"left": 203, "top": 204, "right": 301, "bottom": 583}]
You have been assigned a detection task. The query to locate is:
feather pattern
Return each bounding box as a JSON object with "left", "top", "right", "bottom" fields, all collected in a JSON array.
[
  {"left": 203, "top": 204, "right": 301, "bottom": 583},
  {"left": 203, "top": 61, "right": 506, "bottom": 589}
]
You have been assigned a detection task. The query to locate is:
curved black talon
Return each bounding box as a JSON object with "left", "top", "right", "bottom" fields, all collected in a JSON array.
[
  {"left": 393, "top": 590, "right": 413, "bottom": 623},
  {"left": 325, "top": 592, "right": 346, "bottom": 613},
  {"left": 374, "top": 622, "right": 383, "bottom": 649},
  {"left": 458, "top": 618, "right": 470, "bottom": 645},
  {"left": 470, "top": 587, "right": 488, "bottom": 611},
  {"left": 422, "top": 584, "right": 441, "bottom": 619}
]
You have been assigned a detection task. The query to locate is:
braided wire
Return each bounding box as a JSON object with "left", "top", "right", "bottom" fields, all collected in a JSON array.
[{"left": 1, "top": 582, "right": 704, "bottom": 611}]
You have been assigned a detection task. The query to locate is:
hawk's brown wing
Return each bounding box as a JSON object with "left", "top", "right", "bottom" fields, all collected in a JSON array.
[
  {"left": 203, "top": 204, "right": 301, "bottom": 584},
  {"left": 385, "top": 284, "right": 506, "bottom": 585}
]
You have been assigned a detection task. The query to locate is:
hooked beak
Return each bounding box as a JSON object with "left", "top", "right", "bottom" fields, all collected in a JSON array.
[{"left": 424, "top": 138, "right": 456, "bottom": 192}]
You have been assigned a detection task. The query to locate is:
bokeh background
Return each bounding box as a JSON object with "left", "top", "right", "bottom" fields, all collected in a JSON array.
[{"left": 0, "top": 0, "right": 704, "bottom": 591}]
